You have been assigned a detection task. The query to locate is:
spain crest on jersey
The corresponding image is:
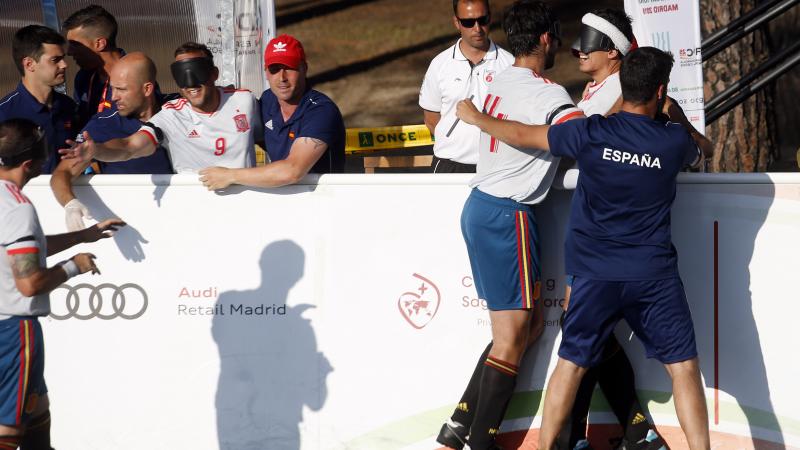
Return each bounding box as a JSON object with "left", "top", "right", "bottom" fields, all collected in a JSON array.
[{"left": 233, "top": 114, "right": 250, "bottom": 133}]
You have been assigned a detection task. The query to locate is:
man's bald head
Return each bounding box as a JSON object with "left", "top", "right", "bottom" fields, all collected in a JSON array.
[
  {"left": 109, "top": 51, "right": 158, "bottom": 118},
  {"left": 112, "top": 51, "right": 157, "bottom": 85}
]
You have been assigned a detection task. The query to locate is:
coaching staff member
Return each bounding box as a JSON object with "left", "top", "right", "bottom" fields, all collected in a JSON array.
[
  {"left": 62, "top": 4, "right": 124, "bottom": 124},
  {"left": 199, "top": 34, "right": 345, "bottom": 189},
  {"left": 0, "top": 118, "right": 123, "bottom": 449},
  {"left": 0, "top": 26, "right": 77, "bottom": 174},
  {"left": 457, "top": 47, "right": 713, "bottom": 450},
  {"left": 51, "top": 52, "right": 173, "bottom": 232},
  {"left": 419, "top": 0, "right": 513, "bottom": 173}
]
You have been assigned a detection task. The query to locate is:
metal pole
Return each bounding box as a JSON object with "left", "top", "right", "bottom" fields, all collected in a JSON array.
[
  {"left": 706, "top": 49, "right": 800, "bottom": 124},
  {"left": 705, "top": 39, "right": 800, "bottom": 110},
  {"left": 701, "top": 0, "right": 783, "bottom": 48},
  {"left": 703, "top": 0, "right": 799, "bottom": 61}
]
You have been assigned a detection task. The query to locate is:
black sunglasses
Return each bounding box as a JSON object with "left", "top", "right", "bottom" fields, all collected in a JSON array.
[{"left": 458, "top": 15, "right": 490, "bottom": 28}]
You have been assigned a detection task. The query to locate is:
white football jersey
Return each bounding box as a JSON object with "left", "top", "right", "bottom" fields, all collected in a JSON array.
[
  {"left": 577, "top": 72, "right": 622, "bottom": 117},
  {"left": 140, "top": 87, "right": 261, "bottom": 173},
  {"left": 0, "top": 180, "right": 49, "bottom": 318},
  {"left": 470, "top": 66, "right": 582, "bottom": 204},
  {"left": 419, "top": 40, "right": 514, "bottom": 164}
]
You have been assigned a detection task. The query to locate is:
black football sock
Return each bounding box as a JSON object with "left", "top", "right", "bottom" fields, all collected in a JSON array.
[
  {"left": 467, "top": 355, "right": 519, "bottom": 450},
  {"left": 450, "top": 341, "right": 493, "bottom": 427},
  {"left": 597, "top": 338, "right": 651, "bottom": 443}
]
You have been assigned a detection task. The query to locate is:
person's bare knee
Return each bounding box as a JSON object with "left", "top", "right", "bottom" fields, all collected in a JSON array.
[
  {"left": 665, "top": 357, "right": 701, "bottom": 381},
  {"left": 488, "top": 309, "right": 531, "bottom": 363}
]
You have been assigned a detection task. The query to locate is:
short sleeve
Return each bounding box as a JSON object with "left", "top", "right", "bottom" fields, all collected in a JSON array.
[
  {"left": 297, "top": 101, "right": 344, "bottom": 146},
  {"left": 547, "top": 119, "right": 588, "bottom": 159},
  {"left": 538, "top": 85, "right": 582, "bottom": 125},
  {"left": 1, "top": 204, "right": 42, "bottom": 256},
  {"left": 418, "top": 60, "right": 442, "bottom": 112},
  {"left": 140, "top": 110, "right": 169, "bottom": 147}
]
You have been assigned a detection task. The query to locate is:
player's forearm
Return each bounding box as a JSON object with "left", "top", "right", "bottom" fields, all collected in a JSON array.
[
  {"left": 15, "top": 266, "right": 69, "bottom": 297},
  {"left": 46, "top": 230, "right": 91, "bottom": 256},
  {"left": 94, "top": 137, "right": 152, "bottom": 162},
  {"left": 50, "top": 163, "right": 80, "bottom": 206},
  {"left": 233, "top": 162, "right": 308, "bottom": 188},
  {"left": 474, "top": 114, "right": 551, "bottom": 151}
]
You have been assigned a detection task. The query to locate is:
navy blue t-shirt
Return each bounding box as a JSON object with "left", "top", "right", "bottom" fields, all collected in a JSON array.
[
  {"left": 548, "top": 112, "right": 700, "bottom": 280},
  {"left": 81, "top": 105, "right": 173, "bottom": 174},
  {"left": 0, "top": 82, "right": 78, "bottom": 174},
  {"left": 260, "top": 88, "right": 345, "bottom": 174},
  {"left": 74, "top": 68, "right": 113, "bottom": 126}
]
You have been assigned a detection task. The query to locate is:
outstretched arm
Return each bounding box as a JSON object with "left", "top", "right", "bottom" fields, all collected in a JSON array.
[
  {"left": 46, "top": 219, "right": 126, "bottom": 256},
  {"left": 9, "top": 251, "right": 99, "bottom": 297},
  {"left": 60, "top": 131, "right": 156, "bottom": 165},
  {"left": 199, "top": 137, "right": 329, "bottom": 190},
  {"left": 456, "top": 99, "right": 553, "bottom": 150}
]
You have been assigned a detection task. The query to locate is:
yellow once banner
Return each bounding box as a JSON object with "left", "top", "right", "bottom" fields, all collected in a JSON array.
[{"left": 346, "top": 124, "right": 434, "bottom": 154}]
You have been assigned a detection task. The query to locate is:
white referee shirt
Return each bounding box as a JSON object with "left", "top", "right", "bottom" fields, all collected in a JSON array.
[
  {"left": 419, "top": 39, "right": 513, "bottom": 165},
  {"left": 0, "top": 180, "right": 49, "bottom": 319},
  {"left": 470, "top": 66, "right": 582, "bottom": 204},
  {"left": 577, "top": 72, "right": 621, "bottom": 117},
  {"left": 139, "top": 87, "right": 261, "bottom": 173}
]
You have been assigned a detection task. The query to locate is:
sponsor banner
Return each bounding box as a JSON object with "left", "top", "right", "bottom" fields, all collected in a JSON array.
[
  {"left": 21, "top": 174, "right": 800, "bottom": 449},
  {"left": 194, "top": 0, "right": 276, "bottom": 93},
  {"left": 624, "top": 0, "right": 706, "bottom": 132},
  {"left": 346, "top": 124, "right": 434, "bottom": 153}
]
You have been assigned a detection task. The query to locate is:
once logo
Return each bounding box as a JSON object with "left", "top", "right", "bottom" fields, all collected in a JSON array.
[
  {"left": 397, "top": 273, "right": 440, "bottom": 329},
  {"left": 50, "top": 283, "right": 148, "bottom": 320}
]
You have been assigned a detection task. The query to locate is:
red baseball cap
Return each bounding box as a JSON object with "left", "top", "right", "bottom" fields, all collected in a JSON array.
[{"left": 264, "top": 34, "right": 306, "bottom": 70}]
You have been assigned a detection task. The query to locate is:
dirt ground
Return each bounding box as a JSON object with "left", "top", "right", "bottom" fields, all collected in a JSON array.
[{"left": 276, "top": 0, "right": 622, "bottom": 128}]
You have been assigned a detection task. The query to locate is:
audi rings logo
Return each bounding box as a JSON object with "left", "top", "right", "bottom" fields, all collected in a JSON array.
[{"left": 50, "top": 283, "right": 148, "bottom": 320}]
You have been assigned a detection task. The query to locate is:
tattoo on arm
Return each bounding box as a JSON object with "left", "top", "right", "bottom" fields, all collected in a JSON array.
[
  {"left": 10, "top": 253, "right": 41, "bottom": 279},
  {"left": 299, "top": 137, "right": 327, "bottom": 152}
]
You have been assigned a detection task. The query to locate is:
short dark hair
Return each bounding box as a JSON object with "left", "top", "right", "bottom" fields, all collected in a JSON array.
[
  {"left": 174, "top": 42, "right": 214, "bottom": 61},
  {"left": 503, "top": 0, "right": 557, "bottom": 57},
  {"left": 620, "top": 47, "right": 674, "bottom": 104},
  {"left": 62, "top": 4, "right": 118, "bottom": 49},
  {"left": 591, "top": 8, "right": 634, "bottom": 44},
  {"left": 11, "top": 25, "right": 66, "bottom": 76},
  {"left": 0, "top": 119, "right": 45, "bottom": 168},
  {"left": 452, "top": 0, "right": 491, "bottom": 15}
]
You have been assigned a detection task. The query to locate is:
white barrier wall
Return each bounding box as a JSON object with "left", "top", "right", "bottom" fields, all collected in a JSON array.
[{"left": 20, "top": 174, "right": 800, "bottom": 450}]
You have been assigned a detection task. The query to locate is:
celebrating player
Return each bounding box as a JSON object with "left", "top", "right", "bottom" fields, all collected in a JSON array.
[
  {"left": 0, "top": 118, "right": 124, "bottom": 449},
  {"left": 559, "top": 9, "right": 665, "bottom": 450},
  {"left": 457, "top": 46, "right": 713, "bottom": 450},
  {"left": 436, "top": 2, "right": 583, "bottom": 450}
]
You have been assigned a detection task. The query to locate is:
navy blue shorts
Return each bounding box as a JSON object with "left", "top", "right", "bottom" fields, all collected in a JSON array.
[
  {"left": 559, "top": 276, "right": 697, "bottom": 367},
  {"left": 0, "top": 317, "right": 47, "bottom": 426},
  {"left": 461, "top": 188, "right": 541, "bottom": 311}
]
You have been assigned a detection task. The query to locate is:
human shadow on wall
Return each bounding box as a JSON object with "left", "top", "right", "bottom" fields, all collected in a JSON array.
[
  {"left": 76, "top": 182, "right": 150, "bottom": 262},
  {"left": 638, "top": 181, "right": 784, "bottom": 447},
  {"left": 213, "top": 240, "right": 332, "bottom": 450}
]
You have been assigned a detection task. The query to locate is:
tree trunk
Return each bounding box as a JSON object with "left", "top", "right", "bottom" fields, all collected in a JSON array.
[{"left": 701, "top": 0, "right": 776, "bottom": 172}]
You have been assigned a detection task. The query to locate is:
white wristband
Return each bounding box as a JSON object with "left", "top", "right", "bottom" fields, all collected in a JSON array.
[{"left": 58, "top": 260, "right": 80, "bottom": 278}]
